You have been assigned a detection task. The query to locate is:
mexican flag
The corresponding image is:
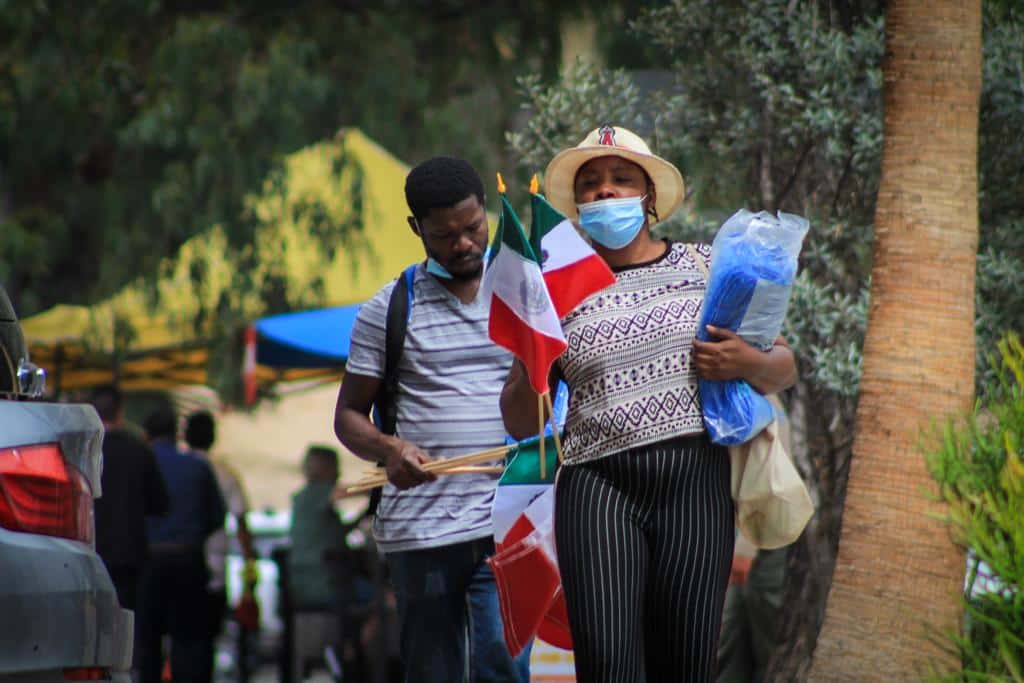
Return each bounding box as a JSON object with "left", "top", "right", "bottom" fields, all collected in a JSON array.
[
  {"left": 529, "top": 190, "right": 616, "bottom": 318},
  {"left": 489, "top": 435, "right": 572, "bottom": 657},
  {"left": 484, "top": 191, "right": 567, "bottom": 394}
]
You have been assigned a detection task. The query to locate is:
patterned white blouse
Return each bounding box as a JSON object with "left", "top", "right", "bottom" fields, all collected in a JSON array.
[{"left": 558, "top": 241, "right": 712, "bottom": 465}]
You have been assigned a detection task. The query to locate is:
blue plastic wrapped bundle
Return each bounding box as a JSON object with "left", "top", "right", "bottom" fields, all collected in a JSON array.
[{"left": 697, "top": 209, "right": 809, "bottom": 445}]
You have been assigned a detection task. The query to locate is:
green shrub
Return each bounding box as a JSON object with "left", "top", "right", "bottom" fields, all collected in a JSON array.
[{"left": 927, "top": 332, "right": 1024, "bottom": 681}]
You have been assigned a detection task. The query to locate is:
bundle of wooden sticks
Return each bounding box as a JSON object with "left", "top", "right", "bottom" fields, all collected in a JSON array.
[
  {"left": 341, "top": 444, "right": 510, "bottom": 496},
  {"left": 342, "top": 393, "right": 564, "bottom": 498}
]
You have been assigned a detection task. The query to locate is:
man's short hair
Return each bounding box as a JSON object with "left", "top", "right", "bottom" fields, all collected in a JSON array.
[
  {"left": 404, "top": 156, "right": 485, "bottom": 221},
  {"left": 88, "top": 385, "right": 122, "bottom": 423},
  {"left": 184, "top": 410, "right": 216, "bottom": 450},
  {"left": 143, "top": 408, "right": 177, "bottom": 441}
]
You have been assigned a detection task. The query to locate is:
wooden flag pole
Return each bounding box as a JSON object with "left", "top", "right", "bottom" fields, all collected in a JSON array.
[
  {"left": 543, "top": 391, "right": 564, "bottom": 463},
  {"left": 537, "top": 392, "right": 546, "bottom": 480}
]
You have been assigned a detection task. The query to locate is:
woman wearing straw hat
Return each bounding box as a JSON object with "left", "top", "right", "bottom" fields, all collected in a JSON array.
[{"left": 500, "top": 125, "right": 797, "bottom": 682}]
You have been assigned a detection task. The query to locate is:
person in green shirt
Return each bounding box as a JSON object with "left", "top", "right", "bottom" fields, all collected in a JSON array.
[
  {"left": 288, "top": 445, "right": 376, "bottom": 678},
  {"left": 288, "top": 445, "right": 370, "bottom": 608}
]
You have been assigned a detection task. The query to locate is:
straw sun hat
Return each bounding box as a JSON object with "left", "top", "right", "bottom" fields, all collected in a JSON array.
[{"left": 543, "top": 125, "right": 685, "bottom": 223}]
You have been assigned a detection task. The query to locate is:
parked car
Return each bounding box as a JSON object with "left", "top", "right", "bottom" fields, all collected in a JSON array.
[{"left": 0, "top": 285, "right": 133, "bottom": 682}]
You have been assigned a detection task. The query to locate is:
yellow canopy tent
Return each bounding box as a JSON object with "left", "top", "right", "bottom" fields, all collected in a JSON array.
[{"left": 22, "top": 129, "right": 428, "bottom": 393}]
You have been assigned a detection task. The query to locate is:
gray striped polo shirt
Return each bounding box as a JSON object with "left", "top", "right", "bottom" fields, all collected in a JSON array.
[{"left": 346, "top": 264, "right": 512, "bottom": 553}]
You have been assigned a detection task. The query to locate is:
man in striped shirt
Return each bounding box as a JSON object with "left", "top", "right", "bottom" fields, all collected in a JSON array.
[{"left": 334, "top": 157, "right": 529, "bottom": 682}]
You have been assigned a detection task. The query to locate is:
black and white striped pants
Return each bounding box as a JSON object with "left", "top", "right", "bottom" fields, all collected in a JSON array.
[{"left": 554, "top": 434, "right": 734, "bottom": 682}]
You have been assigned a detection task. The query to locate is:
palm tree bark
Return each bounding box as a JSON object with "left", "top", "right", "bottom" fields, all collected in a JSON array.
[{"left": 808, "top": 1, "right": 981, "bottom": 679}]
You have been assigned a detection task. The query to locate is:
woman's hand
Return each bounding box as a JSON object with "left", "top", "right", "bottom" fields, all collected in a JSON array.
[
  {"left": 500, "top": 358, "right": 552, "bottom": 441},
  {"left": 691, "top": 325, "right": 759, "bottom": 381},
  {"left": 692, "top": 326, "right": 797, "bottom": 394}
]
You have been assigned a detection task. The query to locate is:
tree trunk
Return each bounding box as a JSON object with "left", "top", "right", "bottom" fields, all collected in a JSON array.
[{"left": 808, "top": 1, "right": 981, "bottom": 680}]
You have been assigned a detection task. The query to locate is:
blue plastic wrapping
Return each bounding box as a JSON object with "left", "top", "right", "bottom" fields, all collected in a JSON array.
[{"left": 697, "top": 210, "right": 809, "bottom": 445}]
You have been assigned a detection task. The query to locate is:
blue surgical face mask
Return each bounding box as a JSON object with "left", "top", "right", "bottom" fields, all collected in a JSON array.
[
  {"left": 426, "top": 257, "right": 454, "bottom": 279},
  {"left": 426, "top": 246, "right": 491, "bottom": 280},
  {"left": 414, "top": 217, "right": 457, "bottom": 280},
  {"left": 577, "top": 195, "right": 648, "bottom": 249}
]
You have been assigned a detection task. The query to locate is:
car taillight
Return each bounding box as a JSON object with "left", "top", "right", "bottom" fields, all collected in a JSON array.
[
  {"left": 0, "top": 443, "right": 93, "bottom": 543},
  {"left": 63, "top": 667, "right": 111, "bottom": 681}
]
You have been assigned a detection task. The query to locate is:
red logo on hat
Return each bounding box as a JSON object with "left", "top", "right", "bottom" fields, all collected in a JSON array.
[{"left": 597, "top": 125, "right": 616, "bottom": 146}]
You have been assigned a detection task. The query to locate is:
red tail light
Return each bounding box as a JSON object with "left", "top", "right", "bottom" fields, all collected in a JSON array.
[
  {"left": 63, "top": 668, "right": 111, "bottom": 681},
  {"left": 0, "top": 443, "right": 93, "bottom": 543}
]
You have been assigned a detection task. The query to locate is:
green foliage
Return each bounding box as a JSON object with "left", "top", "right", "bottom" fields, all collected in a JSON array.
[
  {"left": 322, "top": 1, "right": 570, "bottom": 190},
  {"left": 787, "top": 270, "right": 868, "bottom": 397},
  {"left": 0, "top": 0, "right": 590, "bottom": 400},
  {"left": 975, "top": 4, "right": 1024, "bottom": 394},
  {"left": 0, "top": 2, "right": 384, "bottom": 401},
  {"left": 637, "top": 1, "right": 885, "bottom": 413},
  {"left": 979, "top": 4, "right": 1024, "bottom": 227},
  {"left": 506, "top": 59, "right": 646, "bottom": 177},
  {"left": 635, "top": 0, "right": 1024, "bottom": 403},
  {"left": 0, "top": 3, "right": 353, "bottom": 315},
  {"left": 642, "top": 1, "right": 885, "bottom": 219},
  {"left": 926, "top": 333, "right": 1024, "bottom": 682},
  {"left": 507, "top": 0, "right": 884, "bottom": 402},
  {"left": 506, "top": 0, "right": 1023, "bottom": 429},
  {"left": 0, "top": 0, "right": 580, "bottom": 317},
  {"left": 507, "top": 1, "right": 1023, "bottom": 674}
]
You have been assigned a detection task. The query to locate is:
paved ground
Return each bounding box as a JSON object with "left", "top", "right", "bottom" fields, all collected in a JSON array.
[
  {"left": 241, "top": 666, "right": 333, "bottom": 683},
  {"left": 215, "top": 654, "right": 336, "bottom": 683},
  {"left": 213, "top": 627, "right": 341, "bottom": 683}
]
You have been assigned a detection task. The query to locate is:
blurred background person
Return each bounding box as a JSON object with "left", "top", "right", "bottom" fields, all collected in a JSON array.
[
  {"left": 137, "top": 407, "right": 226, "bottom": 683},
  {"left": 90, "top": 385, "right": 170, "bottom": 609},
  {"left": 717, "top": 395, "right": 795, "bottom": 683},
  {"left": 89, "top": 386, "right": 170, "bottom": 678},
  {"left": 184, "top": 409, "right": 258, "bottom": 678},
  {"left": 289, "top": 445, "right": 374, "bottom": 679},
  {"left": 717, "top": 543, "right": 788, "bottom": 683}
]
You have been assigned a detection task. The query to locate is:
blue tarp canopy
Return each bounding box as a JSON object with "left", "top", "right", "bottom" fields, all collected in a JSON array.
[{"left": 255, "top": 304, "right": 361, "bottom": 369}]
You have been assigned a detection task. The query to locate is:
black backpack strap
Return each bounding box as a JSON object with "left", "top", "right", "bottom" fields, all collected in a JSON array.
[
  {"left": 367, "top": 264, "right": 417, "bottom": 514},
  {"left": 375, "top": 265, "right": 415, "bottom": 434}
]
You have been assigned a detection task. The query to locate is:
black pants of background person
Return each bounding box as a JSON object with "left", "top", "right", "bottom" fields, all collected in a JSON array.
[
  {"left": 716, "top": 546, "right": 788, "bottom": 683},
  {"left": 206, "top": 588, "right": 230, "bottom": 679},
  {"left": 107, "top": 565, "right": 144, "bottom": 673},
  {"left": 136, "top": 548, "right": 213, "bottom": 683},
  {"left": 288, "top": 592, "right": 371, "bottom": 682},
  {"left": 555, "top": 434, "right": 735, "bottom": 683},
  {"left": 107, "top": 566, "right": 142, "bottom": 611}
]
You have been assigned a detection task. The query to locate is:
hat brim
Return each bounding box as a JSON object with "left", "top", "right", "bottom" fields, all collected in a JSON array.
[{"left": 543, "top": 146, "right": 685, "bottom": 224}]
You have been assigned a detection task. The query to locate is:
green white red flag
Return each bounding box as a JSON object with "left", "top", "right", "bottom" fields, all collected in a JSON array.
[
  {"left": 529, "top": 188, "right": 616, "bottom": 318},
  {"left": 483, "top": 189, "right": 566, "bottom": 394},
  {"left": 489, "top": 435, "right": 572, "bottom": 656}
]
